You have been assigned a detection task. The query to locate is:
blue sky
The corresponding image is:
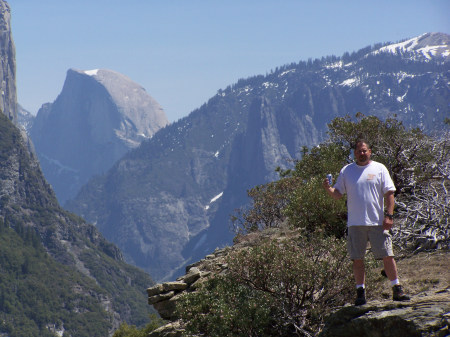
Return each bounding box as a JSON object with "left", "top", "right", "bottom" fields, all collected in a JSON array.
[{"left": 9, "top": 0, "right": 450, "bottom": 122}]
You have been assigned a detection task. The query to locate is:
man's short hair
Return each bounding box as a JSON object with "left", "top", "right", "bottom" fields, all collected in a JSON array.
[{"left": 354, "top": 138, "right": 372, "bottom": 150}]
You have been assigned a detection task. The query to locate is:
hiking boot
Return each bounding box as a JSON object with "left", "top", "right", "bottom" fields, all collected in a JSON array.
[
  {"left": 392, "top": 285, "right": 410, "bottom": 301},
  {"left": 355, "top": 287, "right": 366, "bottom": 306}
]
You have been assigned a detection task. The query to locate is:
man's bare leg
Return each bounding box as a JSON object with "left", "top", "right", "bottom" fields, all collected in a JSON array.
[
  {"left": 382, "top": 256, "right": 398, "bottom": 281},
  {"left": 353, "top": 259, "right": 365, "bottom": 285}
]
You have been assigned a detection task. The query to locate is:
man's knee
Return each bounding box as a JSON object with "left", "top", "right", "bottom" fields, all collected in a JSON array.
[{"left": 383, "top": 256, "right": 395, "bottom": 264}]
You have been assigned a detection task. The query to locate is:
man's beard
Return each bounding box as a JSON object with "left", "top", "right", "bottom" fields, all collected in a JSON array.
[{"left": 358, "top": 155, "right": 369, "bottom": 163}]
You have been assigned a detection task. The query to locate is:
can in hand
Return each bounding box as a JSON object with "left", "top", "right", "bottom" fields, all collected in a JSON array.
[{"left": 326, "top": 174, "right": 333, "bottom": 186}]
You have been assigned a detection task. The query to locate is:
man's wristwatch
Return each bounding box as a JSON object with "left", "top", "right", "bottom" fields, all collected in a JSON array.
[{"left": 384, "top": 212, "right": 394, "bottom": 220}]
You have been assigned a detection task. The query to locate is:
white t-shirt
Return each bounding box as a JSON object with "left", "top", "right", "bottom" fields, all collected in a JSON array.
[{"left": 334, "top": 161, "right": 395, "bottom": 227}]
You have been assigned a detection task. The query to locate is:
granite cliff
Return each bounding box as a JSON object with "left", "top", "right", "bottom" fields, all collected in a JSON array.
[
  {"left": 0, "top": 0, "right": 16, "bottom": 123},
  {"left": 30, "top": 68, "right": 169, "bottom": 203}
]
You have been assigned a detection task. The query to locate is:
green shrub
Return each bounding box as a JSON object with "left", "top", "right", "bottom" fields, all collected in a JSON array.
[
  {"left": 177, "top": 231, "right": 354, "bottom": 336},
  {"left": 233, "top": 142, "right": 348, "bottom": 238},
  {"left": 177, "top": 275, "right": 275, "bottom": 336}
]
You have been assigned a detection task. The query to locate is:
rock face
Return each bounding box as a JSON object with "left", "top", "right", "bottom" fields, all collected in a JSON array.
[
  {"left": 30, "top": 68, "right": 169, "bottom": 203},
  {"left": 146, "top": 247, "right": 230, "bottom": 337},
  {"left": 0, "top": 0, "right": 17, "bottom": 123},
  {"left": 319, "top": 289, "right": 450, "bottom": 337},
  {"left": 67, "top": 33, "right": 450, "bottom": 281}
]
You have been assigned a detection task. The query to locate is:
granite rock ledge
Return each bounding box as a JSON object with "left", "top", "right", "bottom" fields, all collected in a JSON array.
[
  {"left": 147, "top": 247, "right": 230, "bottom": 336},
  {"left": 319, "top": 288, "right": 450, "bottom": 337}
]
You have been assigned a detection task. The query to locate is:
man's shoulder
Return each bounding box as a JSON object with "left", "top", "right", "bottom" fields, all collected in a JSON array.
[
  {"left": 370, "top": 161, "right": 389, "bottom": 171},
  {"left": 341, "top": 161, "right": 388, "bottom": 174},
  {"left": 341, "top": 162, "right": 356, "bottom": 171}
]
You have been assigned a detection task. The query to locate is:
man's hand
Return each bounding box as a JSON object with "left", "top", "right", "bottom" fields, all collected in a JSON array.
[
  {"left": 383, "top": 216, "right": 393, "bottom": 231},
  {"left": 323, "top": 178, "right": 342, "bottom": 200},
  {"left": 323, "top": 178, "right": 331, "bottom": 189}
]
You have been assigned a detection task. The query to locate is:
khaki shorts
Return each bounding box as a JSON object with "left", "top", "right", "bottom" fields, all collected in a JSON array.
[{"left": 347, "top": 225, "right": 394, "bottom": 260}]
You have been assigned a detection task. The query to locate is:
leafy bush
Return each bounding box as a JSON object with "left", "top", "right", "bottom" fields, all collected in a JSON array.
[
  {"left": 233, "top": 142, "right": 349, "bottom": 238},
  {"left": 177, "top": 231, "right": 355, "bottom": 336},
  {"left": 286, "top": 143, "right": 349, "bottom": 237},
  {"left": 228, "top": 232, "right": 354, "bottom": 335},
  {"left": 177, "top": 276, "right": 274, "bottom": 336}
]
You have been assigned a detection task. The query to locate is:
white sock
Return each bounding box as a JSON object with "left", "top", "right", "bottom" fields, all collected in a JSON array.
[
  {"left": 356, "top": 284, "right": 365, "bottom": 289},
  {"left": 390, "top": 279, "right": 400, "bottom": 287}
]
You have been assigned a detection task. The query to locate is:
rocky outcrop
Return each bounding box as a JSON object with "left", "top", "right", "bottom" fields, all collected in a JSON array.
[
  {"left": 30, "top": 68, "right": 169, "bottom": 203},
  {"left": 0, "top": 0, "right": 17, "bottom": 123},
  {"left": 319, "top": 289, "right": 450, "bottom": 337},
  {"left": 147, "top": 247, "right": 230, "bottom": 336}
]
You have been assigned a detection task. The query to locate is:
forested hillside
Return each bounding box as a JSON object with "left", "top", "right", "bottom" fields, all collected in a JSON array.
[{"left": 0, "top": 113, "right": 155, "bottom": 336}]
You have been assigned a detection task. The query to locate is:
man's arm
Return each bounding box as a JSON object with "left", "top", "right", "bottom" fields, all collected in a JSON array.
[
  {"left": 383, "top": 190, "right": 395, "bottom": 230},
  {"left": 323, "top": 178, "right": 343, "bottom": 200}
]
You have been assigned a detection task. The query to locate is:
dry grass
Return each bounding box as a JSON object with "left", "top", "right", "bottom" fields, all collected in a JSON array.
[{"left": 367, "top": 250, "right": 450, "bottom": 301}]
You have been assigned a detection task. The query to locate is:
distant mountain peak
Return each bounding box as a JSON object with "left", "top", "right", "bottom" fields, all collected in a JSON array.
[
  {"left": 374, "top": 32, "right": 450, "bottom": 61},
  {"left": 68, "top": 68, "right": 168, "bottom": 143},
  {"left": 30, "top": 68, "right": 169, "bottom": 204}
]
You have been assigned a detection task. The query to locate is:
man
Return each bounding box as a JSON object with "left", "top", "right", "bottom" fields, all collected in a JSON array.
[{"left": 323, "top": 139, "right": 410, "bottom": 305}]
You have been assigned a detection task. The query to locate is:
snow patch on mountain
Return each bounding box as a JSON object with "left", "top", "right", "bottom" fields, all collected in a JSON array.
[
  {"left": 205, "top": 192, "right": 223, "bottom": 210},
  {"left": 340, "top": 77, "right": 359, "bottom": 87},
  {"left": 373, "top": 33, "right": 449, "bottom": 60},
  {"left": 84, "top": 69, "right": 99, "bottom": 76},
  {"left": 325, "top": 61, "right": 343, "bottom": 69},
  {"left": 378, "top": 35, "right": 423, "bottom": 54},
  {"left": 418, "top": 45, "right": 449, "bottom": 59}
]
